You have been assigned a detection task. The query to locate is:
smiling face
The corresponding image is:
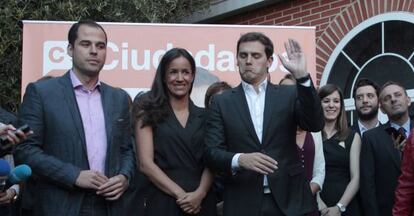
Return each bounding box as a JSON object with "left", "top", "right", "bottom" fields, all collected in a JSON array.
[
  {"left": 67, "top": 25, "right": 107, "bottom": 78},
  {"left": 237, "top": 41, "right": 273, "bottom": 86},
  {"left": 321, "top": 90, "right": 342, "bottom": 123},
  {"left": 164, "top": 56, "right": 194, "bottom": 99},
  {"left": 379, "top": 84, "right": 410, "bottom": 122},
  {"left": 355, "top": 85, "right": 379, "bottom": 121}
]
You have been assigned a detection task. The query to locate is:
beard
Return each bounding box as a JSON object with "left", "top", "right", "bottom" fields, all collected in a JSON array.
[{"left": 357, "top": 105, "right": 379, "bottom": 121}]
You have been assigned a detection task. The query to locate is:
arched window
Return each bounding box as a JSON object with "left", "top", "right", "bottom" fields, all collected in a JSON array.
[{"left": 321, "top": 12, "right": 414, "bottom": 125}]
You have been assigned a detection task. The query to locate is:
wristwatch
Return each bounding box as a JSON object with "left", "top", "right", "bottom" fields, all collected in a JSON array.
[{"left": 336, "top": 202, "right": 346, "bottom": 212}]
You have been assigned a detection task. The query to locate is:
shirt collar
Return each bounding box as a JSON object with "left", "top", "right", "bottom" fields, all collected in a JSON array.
[
  {"left": 241, "top": 78, "right": 268, "bottom": 94},
  {"left": 390, "top": 119, "right": 410, "bottom": 134},
  {"left": 358, "top": 120, "right": 380, "bottom": 133},
  {"left": 70, "top": 70, "right": 101, "bottom": 91}
]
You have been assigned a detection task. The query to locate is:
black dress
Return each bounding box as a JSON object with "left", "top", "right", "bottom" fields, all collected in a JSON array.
[
  {"left": 320, "top": 130, "right": 361, "bottom": 215},
  {"left": 145, "top": 102, "right": 216, "bottom": 216}
]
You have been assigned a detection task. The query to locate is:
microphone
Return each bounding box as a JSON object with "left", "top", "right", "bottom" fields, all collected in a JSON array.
[
  {"left": 0, "top": 159, "right": 11, "bottom": 189},
  {"left": 1, "top": 164, "right": 32, "bottom": 192}
]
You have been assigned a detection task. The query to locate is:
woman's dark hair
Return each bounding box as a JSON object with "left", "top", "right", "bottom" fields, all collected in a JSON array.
[
  {"left": 132, "top": 48, "right": 196, "bottom": 128},
  {"left": 318, "top": 84, "right": 349, "bottom": 141},
  {"left": 204, "top": 81, "right": 232, "bottom": 108}
]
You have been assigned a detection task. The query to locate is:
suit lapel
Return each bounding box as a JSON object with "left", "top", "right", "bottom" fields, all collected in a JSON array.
[
  {"left": 381, "top": 122, "right": 402, "bottom": 169},
  {"left": 59, "top": 72, "right": 87, "bottom": 153},
  {"left": 100, "top": 83, "right": 113, "bottom": 156},
  {"left": 262, "top": 83, "right": 278, "bottom": 146},
  {"left": 232, "top": 85, "right": 261, "bottom": 145}
]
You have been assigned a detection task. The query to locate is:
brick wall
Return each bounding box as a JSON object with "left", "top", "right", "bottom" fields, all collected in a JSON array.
[{"left": 218, "top": 0, "right": 414, "bottom": 85}]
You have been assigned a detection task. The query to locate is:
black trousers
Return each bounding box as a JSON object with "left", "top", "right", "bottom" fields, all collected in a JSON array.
[
  {"left": 260, "top": 194, "right": 284, "bottom": 216},
  {"left": 78, "top": 193, "right": 108, "bottom": 216}
]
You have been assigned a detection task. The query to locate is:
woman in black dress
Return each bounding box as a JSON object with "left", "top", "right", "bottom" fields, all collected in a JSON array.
[
  {"left": 133, "top": 48, "right": 216, "bottom": 216},
  {"left": 318, "top": 84, "right": 361, "bottom": 216}
]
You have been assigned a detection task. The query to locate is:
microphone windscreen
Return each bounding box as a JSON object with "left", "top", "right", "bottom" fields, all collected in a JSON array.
[
  {"left": 8, "top": 164, "right": 32, "bottom": 184},
  {"left": 0, "top": 159, "right": 11, "bottom": 177}
]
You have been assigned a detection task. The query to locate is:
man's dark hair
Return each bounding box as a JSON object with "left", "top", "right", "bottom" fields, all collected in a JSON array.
[
  {"left": 68, "top": 20, "right": 107, "bottom": 46},
  {"left": 380, "top": 81, "right": 408, "bottom": 97},
  {"left": 352, "top": 78, "right": 380, "bottom": 98},
  {"left": 237, "top": 32, "right": 274, "bottom": 59},
  {"left": 204, "top": 81, "right": 232, "bottom": 108}
]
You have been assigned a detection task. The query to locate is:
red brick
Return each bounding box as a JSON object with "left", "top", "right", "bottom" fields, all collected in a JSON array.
[
  {"left": 303, "top": 13, "right": 321, "bottom": 23},
  {"left": 330, "top": 20, "right": 345, "bottom": 38},
  {"left": 319, "top": 31, "right": 339, "bottom": 49},
  {"left": 353, "top": 3, "right": 363, "bottom": 23},
  {"left": 266, "top": 12, "right": 283, "bottom": 20},
  {"left": 359, "top": 0, "right": 369, "bottom": 20},
  {"left": 293, "top": 10, "right": 311, "bottom": 19},
  {"left": 318, "top": 23, "right": 329, "bottom": 31},
  {"left": 284, "top": 18, "right": 301, "bottom": 26},
  {"left": 249, "top": 16, "right": 265, "bottom": 24},
  {"left": 347, "top": 7, "right": 357, "bottom": 27},
  {"left": 258, "top": 20, "right": 275, "bottom": 25},
  {"left": 321, "top": 0, "right": 335, "bottom": 4},
  {"left": 331, "top": 0, "right": 352, "bottom": 9},
  {"left": 320, "top": 34, "right": 336, "bottom": 49},
  {"left": 403, "top": 0, "right": 412, "bottom": 11},
  {"left": 316, "top": 72, "right": 323, "bottom": 78},
  {"left": 283, "top": 6, "right": 301, "bottom": 16},
  {"left": 326, "top": 27, "right": 340, "bottom": 44},
  {"left": 316, "top": 56, "right": 327, "bottom": 66},
  {"left": 316, "top": 31, "right": 323, "bottom": 39},
  {"left": 366, "top": 0, "right": 374, "bottom": 17},
  {"left": 302, "top": 1, "right": 320, "bottom": 10},
  {"left": 374, "top": 0, "right": 380, "bottom": 14},
  {"left": 321, "top": 7, "right": 342, "bottom": 17},
  {"left": 316, "top": 72, "right": 323, "bottom": 79},
  {"left": 311, "top": 4, "right": 331, "bottom": 13},
  {"left": 398, "top": 0, "right": 404, "bottom": 10},
  {"left": 336, "top": 16, "right": 349, "bottom": 33},
  {"left": 311, "top": 17, "right": 330, "bottom": 26},
  {"left": 341, "top": 11, "right": 353, "bottom": 32},
  {"left": 300, "top": 22, "right": 312, "bottom": 26},
  {"left": 379, "top": 0, "right": 385, "bottom": 13},
  {"left": 392, "top": 0, "right": 399, "bottom": 11},
  {"left": 316, "top": 65, "right": 324, "bottom": 74},
  {"left": 318, "top": 40, "right": 333, "bottom": 55},
  {"left": 408, "top": 0, "right": 414, "bottom": 11},
  {"left": 274, "top": 15, "right": 292, "bottom": 24},
  {"left": 316, "top": 45, "right": 330, "bottom": 60}
]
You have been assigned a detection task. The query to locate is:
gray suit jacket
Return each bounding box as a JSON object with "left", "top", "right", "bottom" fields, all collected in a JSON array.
[{"left": 15, "top": 72, "right": 135, "bottom": 216}]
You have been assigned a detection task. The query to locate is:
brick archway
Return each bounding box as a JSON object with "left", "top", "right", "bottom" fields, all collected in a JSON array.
[{"left": 316, "top": 0, "right": 414, "bottom": 83}]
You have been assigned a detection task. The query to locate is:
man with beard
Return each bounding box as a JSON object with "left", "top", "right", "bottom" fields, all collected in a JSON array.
[
  {"left": 352, "top": 78, "right": 381, "bottom": 136},
  {"left": 360, "top": 81, "right": 412, "bottom": 216}
]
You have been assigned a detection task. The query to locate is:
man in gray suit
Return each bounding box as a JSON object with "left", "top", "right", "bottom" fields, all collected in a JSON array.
[{"left": 15, "top": 20, "right": 135, "bottom": 216}]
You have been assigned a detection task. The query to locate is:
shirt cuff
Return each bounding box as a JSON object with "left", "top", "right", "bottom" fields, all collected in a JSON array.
[
  {"left": 10, "top": 184, "right": 19, "bottom": 196},
  {"left": 231, "top": 153, "right": 242, "bottom": 172},
  {"left": 299, "top": 79, "right": 311, "bottom": 87}
]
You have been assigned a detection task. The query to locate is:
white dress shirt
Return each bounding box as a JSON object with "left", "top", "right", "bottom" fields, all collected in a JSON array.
[{"left": 310, "top": 132, "right": 325, "bottom": 190}]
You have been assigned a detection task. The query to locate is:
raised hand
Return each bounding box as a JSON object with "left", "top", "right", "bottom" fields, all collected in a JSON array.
[{"left": 279, "top": 39, "right": 308, "bottom": 79}]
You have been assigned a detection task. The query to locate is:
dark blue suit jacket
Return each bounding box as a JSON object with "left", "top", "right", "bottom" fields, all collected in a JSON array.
[{"left": 15, "top": 72, "right": 135, "bottom": 216}]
